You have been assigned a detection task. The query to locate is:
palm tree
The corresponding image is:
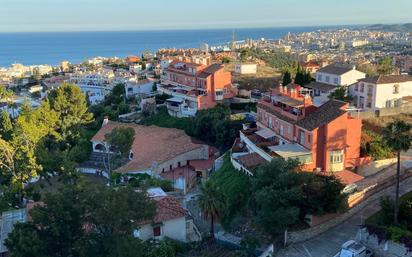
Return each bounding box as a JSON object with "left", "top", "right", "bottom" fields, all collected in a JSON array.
[
  {"left": 384, "top": 120, "right": 412, "bottom": 224},
  {"left": 198, "top": 182, "right": 225, "bottom": 238}
]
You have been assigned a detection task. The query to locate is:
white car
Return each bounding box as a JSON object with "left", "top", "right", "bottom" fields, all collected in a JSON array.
[{"left": 333, "top": 240, "right": 373, "bottom": 257}]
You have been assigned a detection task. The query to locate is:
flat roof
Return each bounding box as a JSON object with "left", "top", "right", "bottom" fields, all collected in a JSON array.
[
  {"left": 272, "top": 95, "right": 303, "bottom": 107},
  {"left": 166, "top": 97, "right": 184, "bottom": 103},
  {"left": 268, "top": 143, "right": 311, "bottom": 158},
  {"left": 255, "top": 127, "right": 276, "bottom": 139}
]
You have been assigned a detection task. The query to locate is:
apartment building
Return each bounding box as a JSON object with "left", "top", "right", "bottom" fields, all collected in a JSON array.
[
  {"left": 350, "top": 75, "right": 412, "bottom": 110},
  {"left": 303, "top": 63, "right": 366, "bottom": 106},
  {"left": 159, "top": 61, "right": 235, "bottom": 117},
  {"left": 232, "top": 84, "right": 362, "bottom": 174}
]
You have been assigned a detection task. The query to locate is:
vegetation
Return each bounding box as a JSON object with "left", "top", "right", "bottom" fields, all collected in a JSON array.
[
  {"left": 140, "top": 105, "right": 242, "bottom": 150},
  {"left": 282, "top": 71, "right": 292, "bottom": 85},
  {"left": 366, "top": 192, "right": 412, "bottom": 252},
  {"left": 328, "top": 87, "right": 353, "bottom": 103},
  {"left": 361, "top": 130, "right": 394, "bottom": 160},
  {"left": 4, "top": 181, "right": 186, "bottom": 257},
  {"left": 203, "top": 157, "right": 347, "bottom": 239},
  {"left": 377, "top": 56, "right": 395, "bottom": 75},
  {"left": 383, "top": 120, "right": 412, "bottom": 224},
  {"left": 247, "top": 48, "right": 297, "bottom": 71},
  {"left": 198, "top": 182, "right": 225, "bottom": 238}
]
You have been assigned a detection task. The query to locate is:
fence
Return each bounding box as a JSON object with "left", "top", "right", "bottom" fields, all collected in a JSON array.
[{"left": 351, "top": 106, "right": 412, "bottom": 120}]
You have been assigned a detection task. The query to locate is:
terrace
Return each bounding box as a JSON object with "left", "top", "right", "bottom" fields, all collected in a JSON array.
[{"left": 259, "top": 97, "right": 305, "bottom": 122}]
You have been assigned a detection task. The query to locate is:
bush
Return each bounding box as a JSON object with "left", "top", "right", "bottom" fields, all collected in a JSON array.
[{"left": 361, "top": 130, "right": 394, "bottom": 160}]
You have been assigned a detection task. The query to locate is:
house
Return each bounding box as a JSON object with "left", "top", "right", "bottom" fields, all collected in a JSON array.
[
  {"left": 90, "top": 120, "right": 213, "bottom": 191},
  {"left": 125, "top": 78, "right": 155, "bottom": 99},
  {"left": 234, "top": 63, "right": 257, "bottom": 75},
  {"left": 232, "top": 84, "right": 362, "bottom": 174},
  {"left": 300, "top": 60, "right": 321, "bottom": 74},
  {"left": 0, "top": 208, "right": 26, "bottom": 256},
  {"left": 135, "top": 190, "right": 200, "bottom": 242},
  {"left": 303, "top": 63, "right": 366, "bottom": 106},
  {"left": 158, "top": 61, "right": 236, "bottom": 117},
  {"left": 350, "top": 75, "right": 412, "bottom": 110}
]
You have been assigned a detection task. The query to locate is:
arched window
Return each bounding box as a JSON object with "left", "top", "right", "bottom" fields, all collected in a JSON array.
[
  {"left": 129, "top": 152, "right": 134, "bottom": 160},
  {"left": 94, "top": 143, "right": 106, "bottom": 152}
]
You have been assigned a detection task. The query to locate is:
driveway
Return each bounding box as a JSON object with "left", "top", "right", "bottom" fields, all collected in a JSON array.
[{"left": 276, "top": 174, "right": 412, "bottom": 257}]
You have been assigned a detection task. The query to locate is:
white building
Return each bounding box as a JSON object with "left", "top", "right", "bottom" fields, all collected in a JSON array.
[
  {"left": 125, "top": 78, "right": 155, "bottom": 99},
  {"left": 234, "top": 63, "right": 257, "bottom": 75},
  {"left": 304, "top": 64, "right": 366, "bottom": 106},
  {"left": 134, "top": 189, "right": 200, "bottom": 242},
  {"left": 350, "top": 75, "right": 412, "bottom": 110}
]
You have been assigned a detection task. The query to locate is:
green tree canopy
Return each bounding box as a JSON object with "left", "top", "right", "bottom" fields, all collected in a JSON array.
[
  {"left": 0, "top": 110, "right": 13, "bottom": 140},
  {"left": 377, "top": 56, "right": 395, "bottom": 75},
  {"left": 105, "top": 127, "right": 135, "bottom": 157},
  {"left": 5, "top": 182, "right": 156, "bottom": 257}
]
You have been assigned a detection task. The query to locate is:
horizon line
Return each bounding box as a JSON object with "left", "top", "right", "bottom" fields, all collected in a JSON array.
[{"left": 0, "top": 22, "right": 403, "bottom": 34}]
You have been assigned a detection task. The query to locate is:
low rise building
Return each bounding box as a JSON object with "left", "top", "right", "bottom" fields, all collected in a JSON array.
[
  {"left": 232, "top": 84, "right": 362, "bottom": 174},
  {"left": 159, "top": 61, "right": 236, "bottom": 117},
  {"left": 350, "top": 75, "right": 412, "bottom": 110},
  {"left": 234, "top": 63, "right": 257, "bottom": 75}
]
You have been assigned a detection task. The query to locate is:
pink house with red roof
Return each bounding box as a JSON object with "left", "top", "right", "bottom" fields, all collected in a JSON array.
[{"left": 158, "top": 61, "right": 236, "bottom": 117}]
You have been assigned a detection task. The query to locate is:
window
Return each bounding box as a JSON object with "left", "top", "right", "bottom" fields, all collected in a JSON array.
[
  {"left": 333, "top": 77, "right": 339, "bottom": 84},
  {"left": 287, "top": 126, "right": 291, "bottom": 135},
  {"left": 393, "top": 84, "right": 399, "bottom": 94},
  {"left": 307, "top": 134, "right": 311, "bottom": 143},
  {"left": 279, "top": 125, "right": 284, "bottom": 136},
  {"left": 178, "top": 162, "right": 181, "bottom": 167},
  {"left": 325, "top": 76, "right": 330, "bottom": 83},
  {"left": 317, "top": 74, "right": 322, "bottom": 81},
  {"left": 169, "top": 165, "right": 173, "bottom": 171},
  {"left": 153, "top": 226, "right": 161, "bottom": 237},
  {"left": 215, "top": 90, "right": 223, "bottom": 96},
  {"left": 367, "top": 85, "right": 373, "bottom": 95},
  {"left": 355, "top": 84, "right": 359, "bottom": 91},
  {"left": 299, "top": 130, "right": 305, "bottom": 145},
  {"left": 360, "top": 83, "right": 364, "bottom": 92},
  {"left": 268, "top": 117, "right": 273, "bottom": 129},
  {"left": 330, "top": 150, "right": 343, "bottom": 164}
]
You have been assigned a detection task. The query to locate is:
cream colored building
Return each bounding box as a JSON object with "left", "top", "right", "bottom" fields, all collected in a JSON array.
[
  {"left": 350, "top": 75, "right": 412, "bottom": 110},
  {"left": 316, "top": 64, "right": 366, "bottom": 86},
  {"left": 234, "top": 63, "right": 257, "bottom": 75}
]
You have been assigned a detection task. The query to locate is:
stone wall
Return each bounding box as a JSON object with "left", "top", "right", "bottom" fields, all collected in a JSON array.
[
  {"left": 359, "top": 228, "right": 412, "bottom": 257},
  {"left": 357, "top": 158, "right": 397, "bottom": 177},
  {"left": 287, "top": 173, "right": 412, "bottom": 244}
]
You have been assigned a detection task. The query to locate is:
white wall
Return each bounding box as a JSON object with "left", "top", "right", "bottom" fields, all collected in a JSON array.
[
  {"left": 136, "top": 217, "right": 187, "bottom": 242},
  {"left": 316, "top": 69, "right": 365, "bottom": 86}
]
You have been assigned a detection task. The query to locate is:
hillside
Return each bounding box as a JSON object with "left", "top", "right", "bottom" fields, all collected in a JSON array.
[{"left": 367, "top": 23, "right": 412, "bottom": 32}]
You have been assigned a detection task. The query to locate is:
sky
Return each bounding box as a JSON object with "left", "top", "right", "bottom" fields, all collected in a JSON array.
[{"left": 0, "top": 0, "right": 411, "bottom": 32}]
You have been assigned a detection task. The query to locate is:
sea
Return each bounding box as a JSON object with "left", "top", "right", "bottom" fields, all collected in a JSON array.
[{"left": 0, "top": 26, "right": 345, "bottom": 67}]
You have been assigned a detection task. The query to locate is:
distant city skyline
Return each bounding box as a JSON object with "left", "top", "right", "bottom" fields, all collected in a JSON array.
[{"left": 0, "top": 0, "right": 412, "bottom": 32}]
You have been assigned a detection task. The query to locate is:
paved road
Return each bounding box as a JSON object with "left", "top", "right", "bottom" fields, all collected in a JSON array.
[{"left": 276, "top": 176, "right": 412, "bottom": 257}]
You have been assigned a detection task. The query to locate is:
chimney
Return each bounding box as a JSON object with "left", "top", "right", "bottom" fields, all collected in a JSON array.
[{"left": 102, "top": 116, "right": 109, "bottom": 127}]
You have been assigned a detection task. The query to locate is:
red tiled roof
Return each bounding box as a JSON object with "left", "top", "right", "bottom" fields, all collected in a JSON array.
[
  {"left": 238, "top": 152, "right": 267, "bottom": 169},
  {"left": 159, "top": 166, "right": 196, "bottom": 181},
  {"left": 335, "top": 170, "right": 364, "bottom": 185},
  {"left": 91, "top": 121, "right": 205, "bottom": 173},
  {"left": 189, "top": 158, "right": 215, "bottom": 171},
  {"left": 139, "top": 196, "right": 187, "bottom": 225}
]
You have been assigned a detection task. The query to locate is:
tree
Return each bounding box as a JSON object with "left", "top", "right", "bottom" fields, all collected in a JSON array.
[
  {"left": 0, "top": 110, "right": 13, "bottom": 140},
  {"left": 328, "top": 87, "right": 353, "bottom": 103},
  {"left": 282, "top": 71, "right": 292, "bottom": 86},
  {"left": 198, "top": 182, "right": 225, "bottom": 238},
  {"left": 48, "top": 83, "right": 93, "bottom": 141},
  {"left": 251, "top": 158, "right": 346, "bottom": 238},
  {"left": 5, "top": 182, "right": 156, "bottom": 257},
  {"left": 240, "top": 49, "right": 249, "bottom": 62},
  {"left": 377, "top": 56, "right": 395, "bottom": 75},
  {"left": 104, "top": 127, "right": 135, "bottom": 179},
  {"left": 383, "top": 120, "right": 412, "bottom": 224}
]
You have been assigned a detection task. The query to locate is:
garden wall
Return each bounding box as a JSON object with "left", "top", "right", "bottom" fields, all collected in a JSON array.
[
  {"left": 359, "top": 228, "right": 412, "bottom": 257},
  {"left": 357, "top": 158, "right": 397, "bottom": 177},
  {"left": 287, "top": 173, "right": 412, "bottom": 244}
]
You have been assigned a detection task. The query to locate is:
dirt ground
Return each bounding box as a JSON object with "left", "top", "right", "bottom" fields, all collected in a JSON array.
[{"left": 362, "top": 113, "right": 412, "bottom": 134}]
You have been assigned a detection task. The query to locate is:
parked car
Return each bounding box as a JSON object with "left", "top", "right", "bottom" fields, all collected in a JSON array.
[{"left": 333, "top": 240, "right": 373, "bottom": 257}]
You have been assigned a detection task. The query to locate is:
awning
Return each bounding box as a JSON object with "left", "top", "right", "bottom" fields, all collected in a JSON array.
[
  {"left": 255, "top": 127, "right": 276, "bottom": 139},
  {"left": 268, "top": 143, "right": 311, "bottom": 158},
  {"left": 166, "top": 97, "right": 184, "bottom": 103}
]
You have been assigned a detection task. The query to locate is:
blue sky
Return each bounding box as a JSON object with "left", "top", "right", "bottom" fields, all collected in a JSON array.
[{"left": 1, "top": 0, "right": 411, "bottom": 32}]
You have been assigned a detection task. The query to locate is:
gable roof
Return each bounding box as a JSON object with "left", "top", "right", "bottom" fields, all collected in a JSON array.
[
  {"left": 198, "top": 64, "right": 224, "bottom": 78},
  {"left": 358, "top": 75, "right": 412, "bottom": 84},
  {"left": 91, "top": 121, "right": 205, "bottom": 173},
  {"left": 138, "top": 196, "right": 187, "bottom": 225},
  {"left": 317, "top": 64, "right": 353, "bottom": 75},
  {"left": 296, "top": 100, "right": 347, "bottom": 131}
]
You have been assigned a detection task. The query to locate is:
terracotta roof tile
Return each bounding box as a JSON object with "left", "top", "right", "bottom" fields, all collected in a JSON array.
[
  {"left": 335, "top": 170, "right": 364, "bottom": 185},
  {"left": 91, "top": 121, "right": 205, "bottom": 173},
  {"left": 358, "top": 75, "right": 412, "bottom": 84},
  {"left": 317, "top": 64, "right": 353, "bottom": 75},
  {"left": 238, "top": 152, "right": 267, "bottom": 169},
  {"left": 139, "top": 196, "right": 187, "bottom": 225}
]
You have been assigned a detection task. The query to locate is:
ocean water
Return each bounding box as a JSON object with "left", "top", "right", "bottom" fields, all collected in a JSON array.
[{"left": 0, "top": 26, "right": 339, "bottom": 67}]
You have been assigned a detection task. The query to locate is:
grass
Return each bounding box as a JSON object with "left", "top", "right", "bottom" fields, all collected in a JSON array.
[{"left": 363, "top": 113, "right": 412, "bottom": 135}]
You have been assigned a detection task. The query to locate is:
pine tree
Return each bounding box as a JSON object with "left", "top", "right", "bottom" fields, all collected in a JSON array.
[{"left": 0, "top": 110, "right": 12, "bottom": 140}]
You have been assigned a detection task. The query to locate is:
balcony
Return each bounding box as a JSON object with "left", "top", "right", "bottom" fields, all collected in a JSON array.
[{"left": 258, "top": 100, "right": 303, "bottom": 122}]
